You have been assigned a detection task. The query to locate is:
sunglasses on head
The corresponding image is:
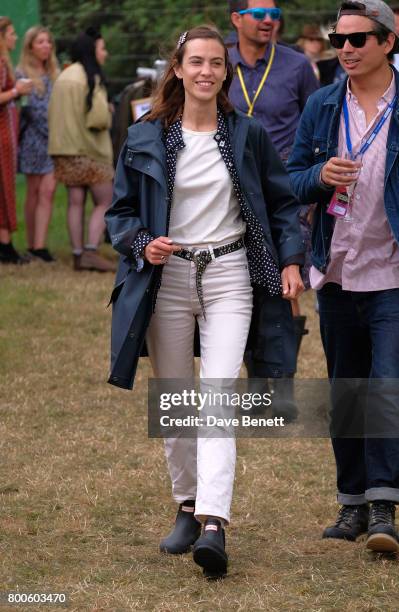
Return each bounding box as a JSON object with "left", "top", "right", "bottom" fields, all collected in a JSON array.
[
  {"left": 328, "top": 31, "right": 377, "bottom": 49},
  {"left": 238, "top": 8, "right": 281, "bottom": 21}
]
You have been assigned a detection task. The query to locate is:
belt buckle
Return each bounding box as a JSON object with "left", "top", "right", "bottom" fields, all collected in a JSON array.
[
  {"left": 192, "top": 247, "right": 207, "bottom": 265},
  {"left": 192, "top": 248, "right": 201, "bottom": 264}
]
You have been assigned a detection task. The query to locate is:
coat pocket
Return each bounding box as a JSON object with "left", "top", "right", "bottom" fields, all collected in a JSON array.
[{"left": 248, "top": 292, "right": 296, "bottom": 376}]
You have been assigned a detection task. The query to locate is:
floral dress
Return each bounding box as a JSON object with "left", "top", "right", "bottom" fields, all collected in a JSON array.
[{"left": 17, "top": 73, "right": 54, "bottom": 175}]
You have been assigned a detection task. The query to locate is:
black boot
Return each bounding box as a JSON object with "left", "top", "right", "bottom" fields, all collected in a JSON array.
[
  {"left": 269, "top": 317, "right": 308, "bottom": 423},
  {"left": 28, "top": 248, "right": 56, "bottom": 263},
  {"left": 193, "top": 518, "right": 228, "bottom": 578},
  {"left": 271, "top": 376, "right": 298, "bottom": 423},
  {"left": 323, "top": 504, "right": 369, "bottom": 541},
  {"left": 0, "top": 242, "right": 30, "bottom": 265},
  {"left": 159, "top": 500, "right": 201, "bottom": 554},
  {"left": 366, "top": 501, "right": 399, "bottom": 552}
]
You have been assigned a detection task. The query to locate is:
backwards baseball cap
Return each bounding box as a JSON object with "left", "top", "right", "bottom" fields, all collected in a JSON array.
[
  {"left": 338, "top": 0, "right": 399, "bottom": 50},
  {"left": 338, "top": 0, "right": 396, "bottom": 32}
]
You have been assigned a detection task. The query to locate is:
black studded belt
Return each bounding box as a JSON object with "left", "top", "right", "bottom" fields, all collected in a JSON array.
[{"left": 173, "top": 238, "right": 244, "bottom": 319}]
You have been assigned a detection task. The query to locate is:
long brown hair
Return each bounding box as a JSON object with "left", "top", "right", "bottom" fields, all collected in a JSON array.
[
  {"left": 0, "top": 16, "right": 14, "bottom": 77},
  {"left": 17, "top": 26, "right": 59, "bottom": 96},
  {"left": 145, "top": 25, "right": 234, "bottom": 128}
]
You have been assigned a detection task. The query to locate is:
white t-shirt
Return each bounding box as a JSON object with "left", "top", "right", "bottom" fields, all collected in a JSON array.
[{"left": 168, "top": 128, "right": 246, "bottom": 247}]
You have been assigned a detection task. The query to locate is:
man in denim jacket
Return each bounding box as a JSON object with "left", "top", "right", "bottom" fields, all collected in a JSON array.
[{"left": 288, "top": 0, "right": 399, "bottom": 553}]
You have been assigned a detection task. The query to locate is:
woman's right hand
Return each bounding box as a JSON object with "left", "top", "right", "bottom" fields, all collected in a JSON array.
[
  {"left": 144, "top": 236, "right": 181, "bottom": 265},
  {"left": 15, "top": 78, "right": 33, "bottom": 96}
]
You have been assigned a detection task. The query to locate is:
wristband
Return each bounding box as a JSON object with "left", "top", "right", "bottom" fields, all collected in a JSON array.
[{"left": 11, "top": 87, "right": 18, "bottom": 99}]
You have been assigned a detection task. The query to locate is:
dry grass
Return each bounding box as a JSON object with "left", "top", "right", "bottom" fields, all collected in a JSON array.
[{"left": 1, "top": 256, "right": 398, "bottom": 611}]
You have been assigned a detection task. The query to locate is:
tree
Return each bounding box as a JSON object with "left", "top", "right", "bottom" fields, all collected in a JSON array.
[{"left": 41, "top": 0, "right": 338, "bottom": 96}]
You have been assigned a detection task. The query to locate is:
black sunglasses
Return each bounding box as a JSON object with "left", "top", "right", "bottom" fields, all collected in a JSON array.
[{"left": 328, "top": 31, "right": 377, "bottom": 49}]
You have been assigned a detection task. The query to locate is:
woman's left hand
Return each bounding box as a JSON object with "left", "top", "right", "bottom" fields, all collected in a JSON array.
[{"left": 281, "top": 265, "right": 304, "bottom": 300}]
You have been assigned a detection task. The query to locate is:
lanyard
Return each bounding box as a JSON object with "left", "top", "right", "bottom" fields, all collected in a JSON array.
[
  {"left": 236, "top": 44, "right": 275, "bottom": 117},
  {"left": 342, "top": 94, "right": 397, "bottom": 160}
]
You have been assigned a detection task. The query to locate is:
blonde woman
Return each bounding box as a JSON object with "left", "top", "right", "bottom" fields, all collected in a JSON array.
[
  {"left": 16, "top": 26, "right": 59, "bottom": 262},
  {"left": 0, "top": 16, "right": 32, "bottom": 264}
]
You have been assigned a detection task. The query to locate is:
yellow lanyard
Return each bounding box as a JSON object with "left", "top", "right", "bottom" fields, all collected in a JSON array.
[{"left": 236, "top": 44, "right": 275, "bottom": 117}]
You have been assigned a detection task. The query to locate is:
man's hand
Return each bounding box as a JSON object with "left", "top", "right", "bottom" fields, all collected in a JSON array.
[
  {"left": 281, "top": 265, "right": 304, "bottom": 300},
  {"left": 144, "top": 236, "right": 181, "bottom": 265},
  {"left": 321, "top": 157, "right": 361, "bottom": 187}
]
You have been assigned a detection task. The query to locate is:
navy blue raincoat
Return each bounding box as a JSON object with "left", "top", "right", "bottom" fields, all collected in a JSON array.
[{"left": 105, "top": 110, "right": 304, "bottom": 390}]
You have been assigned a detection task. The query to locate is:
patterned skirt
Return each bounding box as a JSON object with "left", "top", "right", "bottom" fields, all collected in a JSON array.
[{"left": 53, "top": 155, "right": 114, "bottom": 186}]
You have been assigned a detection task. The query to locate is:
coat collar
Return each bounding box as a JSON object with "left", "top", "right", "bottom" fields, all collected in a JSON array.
[
  {"left": 229, "top": 41, "right": 273, "bottom": 68},
  {"left": 321, "top": 67, "right": 399, "bottom": 150},
  {"left": 165, "top": 109, "right": 234, "bottom": 152},
  {"left": 226, "top": 110, "right": 250, "bottom": 173},
  {"left": 126, "top": 109, "right": 251, "bottom": 173},
  {"left": 322, "top": 67, "right": 399, "bottom": 112}
]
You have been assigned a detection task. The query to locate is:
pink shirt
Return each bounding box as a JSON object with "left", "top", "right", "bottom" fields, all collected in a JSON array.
[{"left": 310, "top": 76, "right": 399, "bottom": 291}]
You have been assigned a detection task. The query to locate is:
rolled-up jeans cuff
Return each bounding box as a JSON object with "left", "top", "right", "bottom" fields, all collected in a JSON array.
[
  {"left": 173, "top": 495, "right": 197, "bottom": 504},
  {"left": 366, "top": 487, "right": 399, "bottom": 503},
  {"left": 337, "top": 492, "right": 367, "bottom": 505}
]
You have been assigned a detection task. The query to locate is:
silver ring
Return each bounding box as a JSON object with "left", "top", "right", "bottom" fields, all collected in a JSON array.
[{"left": 160, "top": 255, "right": 166, "bottom": 262}]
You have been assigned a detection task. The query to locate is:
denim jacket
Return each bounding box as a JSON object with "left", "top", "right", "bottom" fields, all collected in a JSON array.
[{"left": 287, "top": 69, "right": 399, "bottom": 273}]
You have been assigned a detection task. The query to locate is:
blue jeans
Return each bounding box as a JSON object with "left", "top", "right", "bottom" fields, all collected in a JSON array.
[{"left": 318, "top": 283, "right": 399, "bottom": 505}]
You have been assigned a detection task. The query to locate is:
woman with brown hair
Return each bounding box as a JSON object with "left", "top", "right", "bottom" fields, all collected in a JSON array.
[
  {"left": 106, "top": 25, "right": 304, "bottom": 578},
  {"left": 0, "top": 16, "right": 32, "bottom": 264},
  {"left": 16, "top": 26, "right": 59, "bottom": 263}
]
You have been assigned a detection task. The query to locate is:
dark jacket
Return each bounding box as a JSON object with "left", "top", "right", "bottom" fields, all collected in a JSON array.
[
  {"left": 105, "top": 110, "right": 304, "bottom": 390},
  {"left": 316, "top": 57, "right": 345, "bottom": 88},
  {"left": 287, "top": 71, "right": 399, "bottom": 274},
  {"left": 111, "top": 78, "right": 153, "bottom": 164}
]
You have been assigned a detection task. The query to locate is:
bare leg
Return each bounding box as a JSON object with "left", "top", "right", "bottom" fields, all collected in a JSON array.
[
  {"left": 87, "top": 181, "right": 113, "bottom": 247},
  {"left": 74, "top": 182, "right": 115, "bottom": 272},
  {"left": 67, "top": 186, "right": 87, "bottom": 252},
  {"left": 34, "top": 173, "right": 57, "bottom": 249},
  {"left": 0, "top": 229, "right": 11, "bottom": 243},
  {"left": 24, "top": 175, "right": 41, "bottom": 249}
]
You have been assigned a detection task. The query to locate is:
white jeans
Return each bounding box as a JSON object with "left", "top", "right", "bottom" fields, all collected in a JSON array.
[{"left": 146, "top": 246, "right": 253, "bottom": 523}]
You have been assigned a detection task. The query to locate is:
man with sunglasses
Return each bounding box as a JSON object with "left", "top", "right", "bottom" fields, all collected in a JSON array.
[
  {"left": 288, "top": 0, "right": 399, "bottom": 553},
  {"left": 228, "top": 0, "right": 318, "bottom": 161},
  {"left": 227, "top": 1, "right": 318, "bottom": 422}
]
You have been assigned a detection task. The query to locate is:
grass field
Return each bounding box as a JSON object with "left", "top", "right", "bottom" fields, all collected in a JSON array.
[{"left": 1, "top": 183, "right": 399, "bottom": 611}]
